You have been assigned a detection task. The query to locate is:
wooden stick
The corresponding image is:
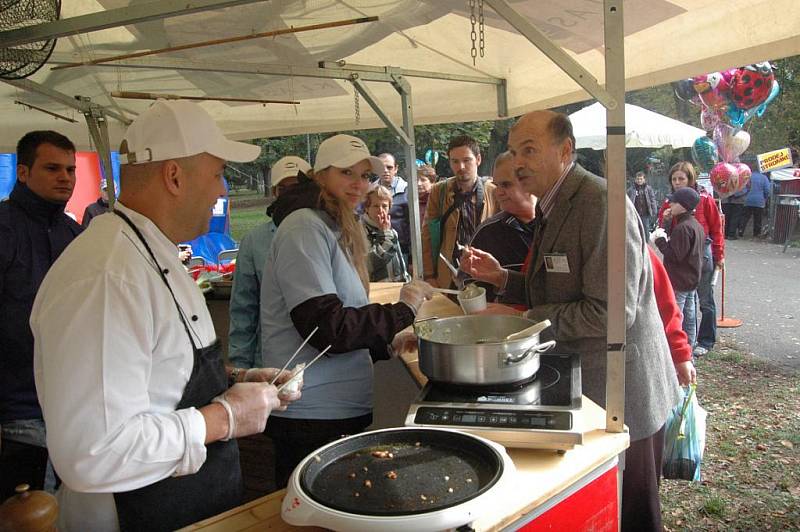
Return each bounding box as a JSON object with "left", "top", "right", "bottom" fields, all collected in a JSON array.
[
  {"left": 269, "top": 326, "right": 318, "bottom": 385},
  {"left": 51, "top": 16, "right": 379, "bottom": 71},
  {"left": 14, "top": 100, "right": 78, "bottom": 123},
  {"left": 275, "top": 345, "right": 332, "bottom": 394},
  {"left": 111, "top": 91, "right": 299, "bottom": 105}
]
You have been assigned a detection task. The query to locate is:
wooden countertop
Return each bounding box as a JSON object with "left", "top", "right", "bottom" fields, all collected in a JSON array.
[{"left": 183, "top": 283, "right": 629, "bottom": 531}]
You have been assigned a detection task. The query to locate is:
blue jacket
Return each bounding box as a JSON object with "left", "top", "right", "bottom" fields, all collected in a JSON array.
[
  {"left": 745, "top": 172, "right": 770, "bottom": 208},
  {"left": 228, "top": 218, "right": 275, "bottom": 368},
  {"left": 0, "top": 182, "right": 82, "bottom": 423}
]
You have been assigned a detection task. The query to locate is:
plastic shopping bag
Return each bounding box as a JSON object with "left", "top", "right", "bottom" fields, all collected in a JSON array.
[{"left": 662, "top": 384, "right": 707, "bottom": 481}]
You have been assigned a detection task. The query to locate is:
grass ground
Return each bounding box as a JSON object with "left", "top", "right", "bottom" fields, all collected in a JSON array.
[
  {"left": 661, "top": 339, "right": 800, "bottom": 531},
  {"left": 229, "top": 205, "right": 268, "bottom": 242}
]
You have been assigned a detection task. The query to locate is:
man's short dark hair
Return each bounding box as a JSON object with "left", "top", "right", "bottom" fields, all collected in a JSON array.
[
  {"left": 17, "top": 130, "right": 76, "bottom": 168},
  {"left": 547, "top": 113, "right": 576, "bottom": 154},
  {"left": 448, "top": 135, "right": 480, "bottom": 158}
]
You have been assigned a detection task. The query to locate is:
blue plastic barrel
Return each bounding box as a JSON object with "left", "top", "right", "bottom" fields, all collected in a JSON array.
[{"left": 0, "top": 153, "right": 17, "bottom": 200}]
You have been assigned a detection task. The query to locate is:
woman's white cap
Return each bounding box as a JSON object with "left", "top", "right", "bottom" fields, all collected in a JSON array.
[
  {"left": 313, "top": 134, "right": 383, "bottom": 175},
  {"left": 271, "top": 156, "right": 311, "bottom": 186},
  {"left": 119, "top": 100, "right": 261, "bottom": 165}
]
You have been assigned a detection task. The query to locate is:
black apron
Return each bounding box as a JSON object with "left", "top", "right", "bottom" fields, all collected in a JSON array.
[{"left": 112, "top": 211, "right": 242, "bottom": 532}]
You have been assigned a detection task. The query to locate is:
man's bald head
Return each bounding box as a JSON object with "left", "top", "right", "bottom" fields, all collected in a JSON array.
[{"left": 508, "top": 110, "right": 575, "bottom": 197}]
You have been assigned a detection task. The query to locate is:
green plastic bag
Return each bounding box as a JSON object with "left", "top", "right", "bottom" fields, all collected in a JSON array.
[{"left": 663, "top": 384, "right": 707, "bottom": 481}]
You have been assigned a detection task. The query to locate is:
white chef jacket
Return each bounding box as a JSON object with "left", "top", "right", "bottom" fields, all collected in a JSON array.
[{"left": 31, "top": 203, "right": 215, "bottom": 531}]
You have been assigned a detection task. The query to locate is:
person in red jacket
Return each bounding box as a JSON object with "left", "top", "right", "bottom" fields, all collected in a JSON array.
[
  {"left": 647, "top": 247, "right": 696, "bottom": 386},
  {"left": 657, "top": 161, "right": 724, "bottom": 357}
]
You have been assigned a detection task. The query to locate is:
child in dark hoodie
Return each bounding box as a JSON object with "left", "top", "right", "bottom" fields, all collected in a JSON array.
[{"left": 652, "top": 186, "right": 704, "bottom": 347}]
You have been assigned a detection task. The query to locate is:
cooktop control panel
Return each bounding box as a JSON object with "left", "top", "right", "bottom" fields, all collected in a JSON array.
[{"left": 414, "top": 406, "right": 573, "bottom": 431}]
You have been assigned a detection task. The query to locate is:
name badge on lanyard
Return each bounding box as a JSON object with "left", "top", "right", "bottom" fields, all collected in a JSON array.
[{"left": 544, "top": 253, "right": 570, "bottom": 273}]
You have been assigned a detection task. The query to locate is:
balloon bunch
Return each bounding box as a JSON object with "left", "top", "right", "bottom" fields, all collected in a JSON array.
[{"left": 677, "top": 62, "right": 780, "bottom": 198}]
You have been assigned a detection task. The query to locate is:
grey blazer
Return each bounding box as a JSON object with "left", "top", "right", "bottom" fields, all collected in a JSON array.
[{"left": 506, "top": 164, "right": 681, "bottom": 441}]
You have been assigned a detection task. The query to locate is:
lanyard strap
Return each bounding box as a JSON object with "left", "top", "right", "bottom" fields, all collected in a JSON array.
[{"left": 113, "top": 210, "right": 198, "bottom": 350}]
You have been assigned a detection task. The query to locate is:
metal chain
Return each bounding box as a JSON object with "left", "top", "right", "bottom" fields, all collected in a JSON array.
[
  {"left": 354, "top": 86, "right": 360, "bottom": 125},
  {"left": 478, "top": 0, "right": 485, "bottom": 58},
  {"left": 469, "top": 0, "right": 477, "bottom": 66}
]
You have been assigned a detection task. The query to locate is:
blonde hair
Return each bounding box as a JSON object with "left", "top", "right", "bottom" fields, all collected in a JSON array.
[
  {"left": 315, "top": 168, "right": 370, "bottom": 293},
  {"left": 364, "top": 185, "right": 393, "bottom": 209}
]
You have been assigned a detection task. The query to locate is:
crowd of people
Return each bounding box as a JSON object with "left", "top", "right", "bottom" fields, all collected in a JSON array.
[{"left": 0, "top": 100, "right": 747, "bottom": 531}]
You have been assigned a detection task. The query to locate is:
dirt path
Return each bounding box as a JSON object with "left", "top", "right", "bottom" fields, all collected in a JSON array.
[{"left": 715, "top": 237, "right": 800, "bottom": 370}]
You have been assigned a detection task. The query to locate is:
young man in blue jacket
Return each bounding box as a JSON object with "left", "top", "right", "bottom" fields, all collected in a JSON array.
[{"left": 0, "top": 131, "right": 82, "bottom": 499}]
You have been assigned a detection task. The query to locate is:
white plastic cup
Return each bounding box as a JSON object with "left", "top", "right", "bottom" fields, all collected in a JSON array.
[{"left": 458, "top": 286, "right": 487, "bottom": 314}]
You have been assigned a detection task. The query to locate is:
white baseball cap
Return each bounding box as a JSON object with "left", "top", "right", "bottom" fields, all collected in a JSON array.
[
  {"left": 271, "top": 156, "right": 311, "bottom": 187},
  {"left": 119, "top": 100, "right": 260, "bottom": 165},
  {"left": 313, "top": 134, "right": 383, "bottom": 175}
]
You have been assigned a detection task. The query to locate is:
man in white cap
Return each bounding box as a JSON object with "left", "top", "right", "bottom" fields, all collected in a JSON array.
[
  {"left": 228, "top": 155, "right": 311, "bottom": 369},
  {"left": 31, "top": 100, "right": 300, "bottom": 531}
]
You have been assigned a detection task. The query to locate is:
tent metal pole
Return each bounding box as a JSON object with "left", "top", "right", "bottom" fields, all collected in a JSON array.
[
  {"left": 79, "top": 97, "right": 117, "bottom": 210},
  {"left": 603, "top": 0, "right": 627, "bottom": 435},
  {"left": 483, "top": 0, "right": 617, "bottom": 110},
  {"left": 2, "top": 78, "right": 131, "bottom": 125},
  {"left": 0, "top": 0, "right": 269, "bottom": 48},
  {"left": 394, "top": 76, "right": 422, "bottom": 279},
  {"left": 349, "top": 74, "right": 422, "bottom": 278}
]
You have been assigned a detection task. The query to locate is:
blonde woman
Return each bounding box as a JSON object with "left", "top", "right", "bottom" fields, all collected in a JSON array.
[{"left": 260, "top": 134, "right": 432, "bottom": 487}]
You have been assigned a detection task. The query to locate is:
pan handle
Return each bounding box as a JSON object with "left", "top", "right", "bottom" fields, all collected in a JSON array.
[{"left": 504, "top": 340, "right": 556, "bottom": 364}]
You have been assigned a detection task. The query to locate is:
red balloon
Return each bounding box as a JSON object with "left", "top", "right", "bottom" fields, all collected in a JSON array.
[
  {"left": 710, "top": 162, "right": 740, "bottom": 198},
  {"left": 733, "top": 162, "right": 752, "bottom": 192}
]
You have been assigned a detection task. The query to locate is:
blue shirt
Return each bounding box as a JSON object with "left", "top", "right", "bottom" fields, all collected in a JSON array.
[
  {"left": 260, "top": 209, "right": 373, "bottom": 419},
  {"left": 744, "top": 172, "right": 770, "bottom": 208},
  {"left": 228, "top": 219, "right": 275, "bottom": 368}
]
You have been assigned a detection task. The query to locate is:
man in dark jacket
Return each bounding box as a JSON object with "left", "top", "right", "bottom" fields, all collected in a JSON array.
[
  {"left": 627, "top": 171, "right": 658, "bottom": 231},
  {"left": 653, "top": 187, "right": 704, "bottom": 348},
  {"left": 81, "top": 178, "right": 110, "bottom": 227},
  {"left": 0, "top": 131, "right": 82, "bottom": 499}
]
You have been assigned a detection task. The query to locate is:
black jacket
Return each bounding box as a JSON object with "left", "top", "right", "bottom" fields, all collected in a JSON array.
[
  {"left": 655, "top": 212, "right": 704, "bottom": 292},
  {"left": 267, "top": 173, "right": 414, "bottom": 361},
  {"left": 0, "top": 182, "right": 83, "bottom": 423},
  {"left": 81, "top": 197, "right": 109, "bottom": 228}
]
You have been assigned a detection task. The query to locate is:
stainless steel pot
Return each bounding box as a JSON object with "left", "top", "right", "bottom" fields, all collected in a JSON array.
[{"left": 415, "top": 315, "right": 555, "bottom": 386}]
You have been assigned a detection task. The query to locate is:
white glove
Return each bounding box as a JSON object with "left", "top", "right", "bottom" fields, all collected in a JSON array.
[
  {"left": 390, "top": 331, "right": 418, "bottom": 358},
  {"left": 213, "top": 382, "right": 281, "bottom": 440},
  {"left": 243, "top": 367, "right": 302, "bottom": 406},
  {"left": 399, "top": 280, "right": 434, "bottom": 315},
  {"left": 650, "top": 227, "right": 667, "bottom": 242}
]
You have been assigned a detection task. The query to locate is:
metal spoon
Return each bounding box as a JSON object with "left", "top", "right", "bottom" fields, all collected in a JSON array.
[
  {"left": 438, "top": 253, "right": 463, "bottom": 289},
  {"left": 476, "top": 319, "right": 551, "bottom": 344}
]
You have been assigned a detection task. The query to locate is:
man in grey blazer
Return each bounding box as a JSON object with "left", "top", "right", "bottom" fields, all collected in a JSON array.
[{"left": 463, "top": 110, "right": 681, "bottom": 532}]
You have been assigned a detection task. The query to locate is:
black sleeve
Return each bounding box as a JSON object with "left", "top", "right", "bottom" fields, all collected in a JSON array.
[{"left": 290, "top": 294, "right": 416, "bottom": 362}]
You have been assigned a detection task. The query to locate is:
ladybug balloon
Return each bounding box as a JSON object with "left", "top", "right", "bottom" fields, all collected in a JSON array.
[{"left": 730, "top": 62, "right": 774, "bottom": 110}]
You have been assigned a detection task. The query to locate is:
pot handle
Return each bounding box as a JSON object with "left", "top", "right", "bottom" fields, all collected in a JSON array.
[{"left": 504, "top": 340, "right": 556, "bottom": 364}]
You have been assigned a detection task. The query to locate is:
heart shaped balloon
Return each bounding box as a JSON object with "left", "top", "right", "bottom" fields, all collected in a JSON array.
[
  {"left": 710, "top": 162, "right": 739, "bottom": 198},
  {"left": 733, "top": 162, "right": 752, "bottom": 193},
  {"left": 714, "top": 124, "right": 751, "bottom": 163}
]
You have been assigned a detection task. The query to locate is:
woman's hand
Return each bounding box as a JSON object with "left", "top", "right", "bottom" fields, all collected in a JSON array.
[
  {"left": 378, "top": 211, "right": 392, "bottom": 232},
  {"left": 460, "top": 246, "right": 506, "bottom": 288},
  {"left": 391, "top": 331, "right": 418, "bottom": 357}
]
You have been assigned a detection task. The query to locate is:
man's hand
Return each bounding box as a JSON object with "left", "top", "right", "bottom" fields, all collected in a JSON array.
[
  {"left": 460, "top": 246, "right": 505, "bottom": 288},
  {"left": 244, "top": 368, "right": 302, "bottom": 408},
  {"left": 476, "top": 302, "right": 524, "bottom": 316},
  {"left": 209, "top": 383, "right": 281, "bottom": 441},
  {"left": 675, "top": 360, "right": 696, "bottom": 386}
]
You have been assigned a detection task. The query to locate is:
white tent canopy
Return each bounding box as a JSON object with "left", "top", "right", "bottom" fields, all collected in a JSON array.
[
  {"left": 570, "top": 102, "right": 706, "bottom": 150},
  {"left": 1, "top": 0, "right": 799, "bottom": 151}
]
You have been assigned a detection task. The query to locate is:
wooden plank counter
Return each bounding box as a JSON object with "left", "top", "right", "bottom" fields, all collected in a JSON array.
[{"left": 184, "top": 283, "right": 629, "bottom": 531}]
